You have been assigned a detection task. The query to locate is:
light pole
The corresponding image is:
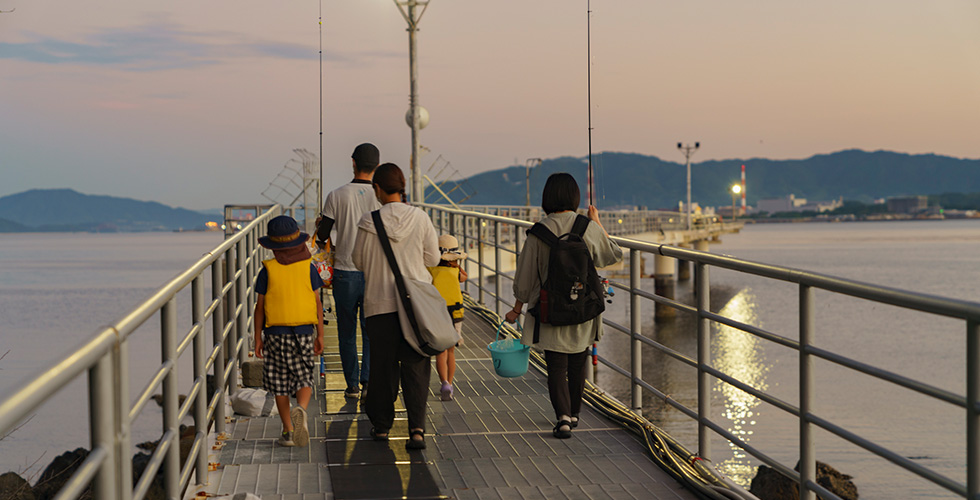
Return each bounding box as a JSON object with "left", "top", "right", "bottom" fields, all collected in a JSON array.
[
  {"left": 525, "top": 158, "right": 542, "bottom": 206},
  {"left": 731, "top": 184, "right": 742, "bottom": 220},
  {"left": 393, "top": 0, "right": 430, "bottom": 203},
  {"left": 677, "top": 142, "right": 700, "bottom": 230}
]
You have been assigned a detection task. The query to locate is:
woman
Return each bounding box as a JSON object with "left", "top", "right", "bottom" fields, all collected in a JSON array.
[
  {"left": 352, "top": 163, "right": 441, "bottom": 450},
  {"left": 504, "top": 172, "right": 623, "bottom": 439}
]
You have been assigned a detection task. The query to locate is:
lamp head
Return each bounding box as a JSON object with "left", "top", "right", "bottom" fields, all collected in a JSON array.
[{"left": 732, "top": 184, "right": 742, "bottom": 194}]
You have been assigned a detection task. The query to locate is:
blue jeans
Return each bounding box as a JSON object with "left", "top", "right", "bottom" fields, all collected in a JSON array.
[{"left": 332, "top": 269, "right": 369, "bottom": 390}]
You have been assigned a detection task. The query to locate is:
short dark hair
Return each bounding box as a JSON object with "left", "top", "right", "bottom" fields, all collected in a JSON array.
[
  {"left": 351, "top": 143, "right": 380, "bottom": 174},
  {"left": 373, "top": 163, "right": 406, "bottom": 200},
  {"left": 541, "top": 172, "right": 580, "bottom": 214}
]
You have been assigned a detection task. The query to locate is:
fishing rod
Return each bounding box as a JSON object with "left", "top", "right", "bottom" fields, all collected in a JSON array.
[
  {"left": 318, "top": 0, "right": 324, "bottom": 207},
  {"left": 586, "top": 0, "right": 594, "bottom": 207}
]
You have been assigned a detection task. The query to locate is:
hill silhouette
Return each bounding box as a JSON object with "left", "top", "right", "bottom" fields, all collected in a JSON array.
[
  {"left": 0, "top": 189, "right": 214, "bottom": 232},
  {"left": 431, "top": 149, "right": 980, "bottom": 209}
]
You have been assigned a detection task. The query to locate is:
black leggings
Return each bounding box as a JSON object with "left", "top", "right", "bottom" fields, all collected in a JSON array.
[
  {"left": 544, "top": 349, "right": 590, "bottom": 421},
  {"left": 365, "top": 313, "right": 431, "bottom": 432}
]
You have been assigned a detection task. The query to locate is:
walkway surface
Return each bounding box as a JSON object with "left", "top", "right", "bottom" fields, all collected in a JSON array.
[{"left": 196, "top": 300, "right": 701, "bottom": 500}]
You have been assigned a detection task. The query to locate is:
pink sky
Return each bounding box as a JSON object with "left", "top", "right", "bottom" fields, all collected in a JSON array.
[{"left": 1, "top": 0, "right": 978, "bottom": 209}]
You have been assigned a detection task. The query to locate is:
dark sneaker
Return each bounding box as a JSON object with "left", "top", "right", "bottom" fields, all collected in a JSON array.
[
  {"left": 278, "top": 430, "right": 296, "bottom": 447},
  {"left": 344, "top": 387, "right": 360, "bottom": 399},
  {"left": 360, "top": 381, "right": 369, "bottom": 398}
]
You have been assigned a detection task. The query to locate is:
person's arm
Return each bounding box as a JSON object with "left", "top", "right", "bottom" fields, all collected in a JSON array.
[
  {"left": 421, "top": 216, "right": 441, "bottom": 267},
  {"left": 504, "top": 299, "right": 524, "bottom": 324},
  {"left": 505, "top": 234, "right": 541, "bottom": 323},
  {"left": 315, "top": 217, "right": 335, "bottom": 249},
  {"left": 314, "top": 294, "right": 324, "bottom": 355},
  {"left": 253, "top": 294, "right": 265, "bottom": 358}
]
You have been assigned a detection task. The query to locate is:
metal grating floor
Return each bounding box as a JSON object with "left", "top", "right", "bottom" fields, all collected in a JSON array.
[{"left": 193, "top": 299, "right": 701, "bottom": 500}]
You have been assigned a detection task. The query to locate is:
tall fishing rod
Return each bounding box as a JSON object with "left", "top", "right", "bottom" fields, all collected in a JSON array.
[
  {"left": 586, "top": 0, "right": 594, "bottom": 207},
  {"left": 318, "top": 0, "right": 324, "bottom": 209}
]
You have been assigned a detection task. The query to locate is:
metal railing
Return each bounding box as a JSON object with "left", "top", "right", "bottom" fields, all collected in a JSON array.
[
  {"left": 455, "top": 205, "right": 729, "bottom": 237},
  {"left": 421, "top": 203, "right": 980, "bottom": 500},
  {"left": 0, "top": 205, "right": 280, "bottom": 500}
]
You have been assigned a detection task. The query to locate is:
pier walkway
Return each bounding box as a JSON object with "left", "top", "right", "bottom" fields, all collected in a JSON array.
[{"left": 199, "top": 301, "right": 700, "bottom": 500}]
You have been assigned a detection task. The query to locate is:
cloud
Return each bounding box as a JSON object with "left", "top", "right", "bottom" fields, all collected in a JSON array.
[{"left": 0, "top": 20, "right": 352, "bottom": 71}]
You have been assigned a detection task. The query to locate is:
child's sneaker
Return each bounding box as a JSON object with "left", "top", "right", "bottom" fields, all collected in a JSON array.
[
  {"left": 291, "top": 406, "right": 309, "bottom": 447},
  {"left": 440, "top": 382, "right": 453, "bottom": 401},
  {"left": 278, "top": 430, "right": 295, "bottom": 447}
]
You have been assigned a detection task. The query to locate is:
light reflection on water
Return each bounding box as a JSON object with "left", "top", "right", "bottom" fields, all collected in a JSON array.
[{"left": 711, "top": 288, "right": 769, "bottom": 486}]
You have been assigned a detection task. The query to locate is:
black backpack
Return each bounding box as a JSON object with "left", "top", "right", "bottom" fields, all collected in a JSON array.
[{"left": 526, "top": 214, "right": 605, "bottom": 342}]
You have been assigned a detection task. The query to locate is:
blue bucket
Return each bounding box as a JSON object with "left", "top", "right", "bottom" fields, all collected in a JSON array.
[{"left": 487, "top": 321, "right": 531, "bottom": 378}]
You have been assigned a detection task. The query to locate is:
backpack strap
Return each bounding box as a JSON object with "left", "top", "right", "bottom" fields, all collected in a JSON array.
[
  {"left": 571, "top": 214, "right": 591, "bottom": 237},
  {"left": 372, "top": 210, "right": 422, "bottom": 338},
  {"left": 526, "top": 222, "right": 558, "bottom": 247}
]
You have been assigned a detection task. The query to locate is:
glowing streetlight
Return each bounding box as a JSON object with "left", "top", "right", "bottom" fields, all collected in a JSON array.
[{"left": 731, "top": 184, "right": 742, "bottom": 219}]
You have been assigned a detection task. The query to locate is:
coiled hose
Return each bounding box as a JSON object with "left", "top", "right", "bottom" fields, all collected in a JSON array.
[{"left": 463, "top": 294, "right": 758, "bottom": 500}]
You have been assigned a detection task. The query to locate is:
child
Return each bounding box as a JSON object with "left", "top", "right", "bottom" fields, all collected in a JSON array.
[
  {"left": 428, "top": 235, "right": 468, "bottom": 401},
  {"left": 253, "top": 215, "right": 325, "bottom": 447}
]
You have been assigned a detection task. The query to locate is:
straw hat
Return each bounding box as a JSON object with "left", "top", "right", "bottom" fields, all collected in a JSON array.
[{"left": 438, "top": 234, "right": 467, "bottom": 261}]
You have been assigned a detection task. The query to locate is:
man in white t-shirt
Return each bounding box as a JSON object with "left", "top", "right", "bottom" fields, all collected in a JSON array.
[{"left": 315, "top": 143, "right": 381, "bottom": 398}]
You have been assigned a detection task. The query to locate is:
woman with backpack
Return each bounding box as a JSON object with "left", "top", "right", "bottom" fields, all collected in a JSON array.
[{"left": 504, "top": 172, "right": 623, "bottom": 439}]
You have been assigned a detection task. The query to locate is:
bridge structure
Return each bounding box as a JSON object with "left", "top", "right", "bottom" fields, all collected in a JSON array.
[{"left": 1, "top": 203, "right": 979, "bottom": 500}]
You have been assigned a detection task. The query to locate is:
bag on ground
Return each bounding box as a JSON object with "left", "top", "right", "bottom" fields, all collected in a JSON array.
[{"left": 230, "top": 388, "right": 275, "bottom": 417}]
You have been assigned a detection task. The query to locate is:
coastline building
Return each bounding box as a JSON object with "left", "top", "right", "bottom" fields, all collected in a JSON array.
[{"left": 755, "top": 194, "right": 843, "bottom": 214}]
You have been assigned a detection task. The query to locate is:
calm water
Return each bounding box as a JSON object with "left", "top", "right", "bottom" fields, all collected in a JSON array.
[
  {"left": 0, "top": 232, "right": 222, "bottom": 478},
  {"left": 2, "top": 222, "right": 979, "bottom": 498},
  {"left": 597, "top": 219, "right": 980, "bottom": 499}
]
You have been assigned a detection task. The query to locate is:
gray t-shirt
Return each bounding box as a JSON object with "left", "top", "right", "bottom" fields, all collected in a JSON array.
[{"left": 321, "top": 181, "right": 380, "bottom": 271}]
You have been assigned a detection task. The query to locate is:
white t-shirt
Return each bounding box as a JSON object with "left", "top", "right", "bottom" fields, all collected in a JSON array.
[{"left": 321, "top": 181, "right": 380, "bottom": 271}]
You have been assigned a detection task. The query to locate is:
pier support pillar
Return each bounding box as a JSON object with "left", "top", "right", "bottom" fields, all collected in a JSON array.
[
  {"left": 694, "top": 239, "right": 710, "bottom": 253},
  {"left": 654, "top": 254, "right": 676, "bottom": 320},
  {"left": 677, "top": 244, "right": 691, "bottom": 281}
]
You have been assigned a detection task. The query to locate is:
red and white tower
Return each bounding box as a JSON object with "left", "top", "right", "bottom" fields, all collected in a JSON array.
[{"left": 740, "top": 164, "right": 746, "bottom": 215}]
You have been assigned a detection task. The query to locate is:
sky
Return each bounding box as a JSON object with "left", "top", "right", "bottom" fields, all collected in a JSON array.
[{"left": 1, "top": 1, "right": 978, "bottom": 210}]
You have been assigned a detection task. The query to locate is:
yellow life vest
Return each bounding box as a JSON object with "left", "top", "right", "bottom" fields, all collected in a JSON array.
[
  {"left": 429, "top": 265, "right": 464, "bottom": 321},
  {"left": 263, "top": 258, "right": 317, "bottom": 327}
]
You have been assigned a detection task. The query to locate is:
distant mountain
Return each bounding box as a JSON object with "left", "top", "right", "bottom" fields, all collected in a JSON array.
[
  {"left": 431, "top": 150, "right": 980, "bottom": 209},
  {"left": 0, "top": 189, "right": 215, "bottom": 232}
]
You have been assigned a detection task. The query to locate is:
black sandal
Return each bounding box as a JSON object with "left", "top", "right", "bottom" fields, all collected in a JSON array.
[
  {"left": 570, "top": 415, "right": 579, "bottom": 428},
  {"left": 405, "top": 429, "right": 426, "bottom": 450},
  {"left": 553, "top": 420, "right": 572, "bottom": 439},
  {"left": 369, "top": 427, "right": 389, "bottom": 441}
]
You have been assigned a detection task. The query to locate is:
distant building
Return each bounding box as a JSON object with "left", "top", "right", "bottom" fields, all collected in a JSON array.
[
  {"left": 887, "top": 196, "right": 928, "bottom": 214},
  {"left": 756, "top": 194, "right": 842, "bottom": 214}
]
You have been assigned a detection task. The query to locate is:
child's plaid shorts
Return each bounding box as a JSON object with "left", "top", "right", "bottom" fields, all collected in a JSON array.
[{"left": 263, "top": 333, "right": 315, "bottom": 396}]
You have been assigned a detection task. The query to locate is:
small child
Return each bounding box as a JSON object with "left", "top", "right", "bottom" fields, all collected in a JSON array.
[
  {"left": 428, "top": 235, "right": 468, "bottom": 401},
  {"left": 253, "top": 215, "right": 325, "bottom": 447}
]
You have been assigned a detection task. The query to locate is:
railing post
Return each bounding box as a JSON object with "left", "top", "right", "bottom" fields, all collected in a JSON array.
[
  {"left": 696, "top": 261, "right": 711, "bottom": 459},
  {"left": 211, "top": 261, "right": 226, "bottom": 435},
  {"left": 225, "top": 248, "right": 239, "bottom": 397},
  {"left": 161, "top": 298, "right": 180, "bottom": 499},
  {"left": 477, "top": 219, "right": 485, "bottom": 305},
  {"left": 968, "top": 319, "right": 980, "bottom": 499},
  {"left": 90, "top": 353, "right": 118, "bottom": 499},
  {"left": 494, "top": 220, "right": 502, "bottom": 316},
  {"left": 192, "top": 276, "right": 209, "bottom": 486},
  {"left": 799, "top": 284, "right": 816, "bottom": 500},
  {"left": 630, "top": 249, "right": 643, "bottom": 415},
  {"left": 237, "top": 239, "right": 248, "bottom": 366}
]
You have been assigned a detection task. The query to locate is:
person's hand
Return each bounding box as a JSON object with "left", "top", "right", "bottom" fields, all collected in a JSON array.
[
  {"left": 588, "top": 205, "right": 600, "bottom": 223},
  {"left": 458, "top": 267, "right": 468, "bottom": 282},
  {"left": 504, "top": 309, "right": 520, "bottom": 324},
  {"left": 254, "top": 337, "right": 264, "bottom": 359},
  {"left": 314, "top": 336, "right": 324, "bottom": 356}
]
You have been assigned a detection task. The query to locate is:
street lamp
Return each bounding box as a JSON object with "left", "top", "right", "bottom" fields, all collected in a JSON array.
[
  {"left": 525, "top": 158, "right": 542, "bottom": 206},
  {"left": 731, "top": 184, "right": 742, "bottom": 220},
  {"left": 677, "top": 142, "right": 700, "bottom": 230},
  {"left": 393, "top": 0, "right": 430, "bottom": 203}
]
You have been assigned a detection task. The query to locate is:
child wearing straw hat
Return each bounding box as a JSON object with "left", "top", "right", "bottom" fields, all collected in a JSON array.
[
  {"left": 254, "top": 215, "right": 325, "bottom": 447},
  {"left": 428, "top": 234, "right": 468, "bottom": 401}
]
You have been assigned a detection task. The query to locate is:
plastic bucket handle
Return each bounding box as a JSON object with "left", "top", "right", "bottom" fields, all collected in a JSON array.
[{"left": 495, "top": 320, "right": 522, "bottom": 342}]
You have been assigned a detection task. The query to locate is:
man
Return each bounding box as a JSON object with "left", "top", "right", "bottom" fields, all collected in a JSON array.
[{"left": 316, "top": 143, "right": 381, "bottom": 398}]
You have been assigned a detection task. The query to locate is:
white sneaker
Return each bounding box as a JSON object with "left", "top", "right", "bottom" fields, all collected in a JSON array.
[{"left": 291, "top": 406, "right": 309, "bottom": 447}]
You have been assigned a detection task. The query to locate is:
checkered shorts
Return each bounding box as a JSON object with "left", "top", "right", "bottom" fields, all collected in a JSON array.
[{"left": 262, "top": 333, "right": 316, "bottom": 396}]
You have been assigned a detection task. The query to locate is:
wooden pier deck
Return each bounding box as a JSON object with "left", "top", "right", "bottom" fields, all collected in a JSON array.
[{"left": 196, "top": 303, "right": 701, "bottom": 500}]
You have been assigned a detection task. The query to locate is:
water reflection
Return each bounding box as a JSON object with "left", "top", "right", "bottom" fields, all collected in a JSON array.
[{"left": 713, "top": 288, "right": 769, "bottom": 486}]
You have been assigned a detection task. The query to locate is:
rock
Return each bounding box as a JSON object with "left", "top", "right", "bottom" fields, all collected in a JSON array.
[
  {"left": 749, "top": 460, "right": 858, "bottom": 500},
  {"left": 32, "top": 448, "right": 91, "bottom": 500},
  {"left": 0, "top": 472, "right": 35, "bottom": 500}
]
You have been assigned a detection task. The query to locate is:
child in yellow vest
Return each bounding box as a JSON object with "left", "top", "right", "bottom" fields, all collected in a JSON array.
[
  {"left": 253, "top": 216, "right": 325, "bottom": 447},
  {"left": 428, "top": 235, "right": 467, "bottom": 401}
]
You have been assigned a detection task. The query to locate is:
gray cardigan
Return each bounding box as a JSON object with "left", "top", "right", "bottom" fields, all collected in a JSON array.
[{"left": 513, "top": 211, "right": 623, "bottom": 353}]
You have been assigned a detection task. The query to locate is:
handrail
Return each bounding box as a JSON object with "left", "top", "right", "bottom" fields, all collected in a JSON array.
[
  {"left": 418, "top": 202, "right": 980, "bottom": 500},
  {"left": 0, "top": 204, "right": 280, "bottom": 500}
]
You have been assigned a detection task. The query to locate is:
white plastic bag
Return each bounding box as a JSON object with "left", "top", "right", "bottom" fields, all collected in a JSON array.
[{"left": 230, "top": 388, "right": 275, "bottom": 417}]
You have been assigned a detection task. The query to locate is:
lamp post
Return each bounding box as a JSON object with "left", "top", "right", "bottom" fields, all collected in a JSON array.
[
  {"left": 525, "top": 158, "right": 542, "bottom": 207},
  {"left": 731, "top": 184, "right": 742, "bottom": 220},
  {"left": 393, "top": 0, "right": 430, "bottom": 203},
  {"left": 677, "top": 142, "right": 700, "bottom": 230}
]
